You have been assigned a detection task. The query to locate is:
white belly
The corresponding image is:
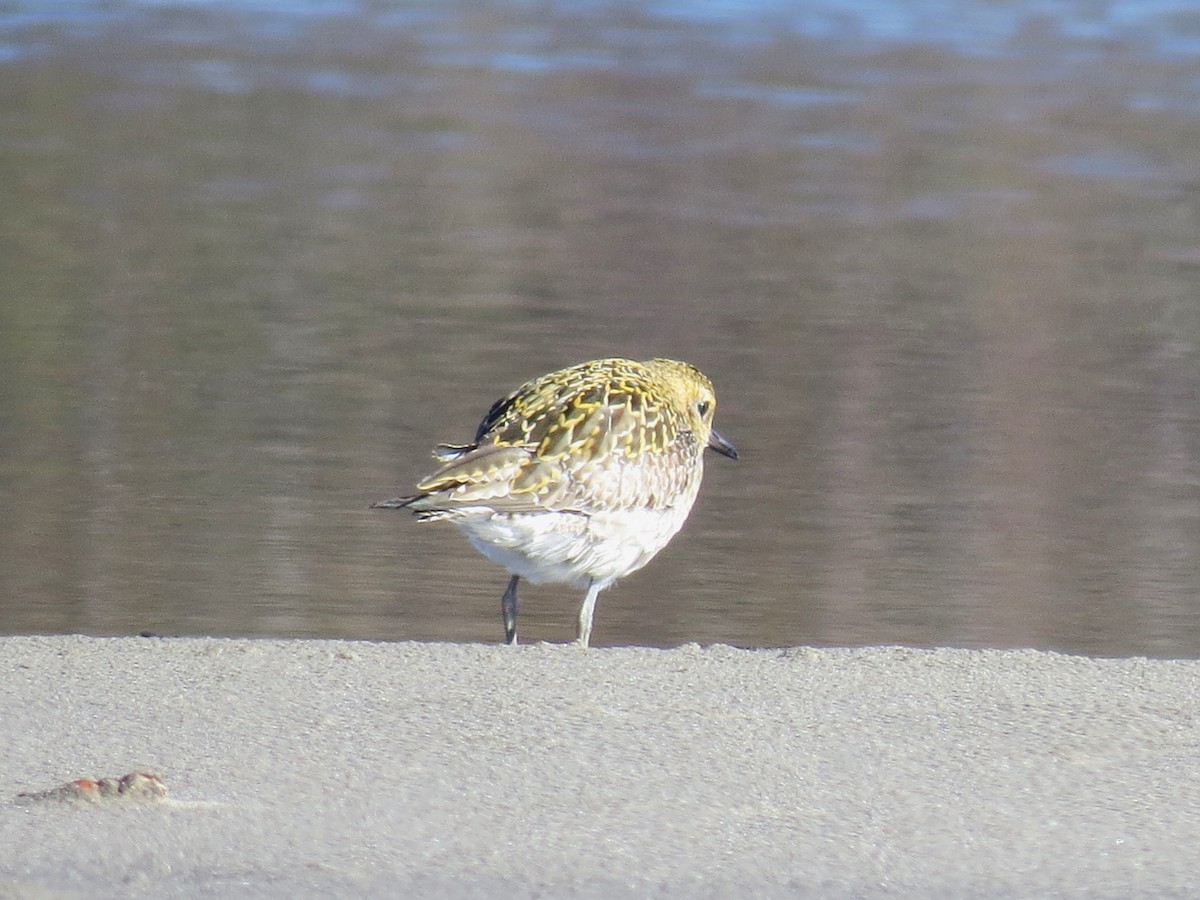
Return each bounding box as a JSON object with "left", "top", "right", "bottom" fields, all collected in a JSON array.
[{"left": 446, "top": 503, "right": 695, "bottom": 589}]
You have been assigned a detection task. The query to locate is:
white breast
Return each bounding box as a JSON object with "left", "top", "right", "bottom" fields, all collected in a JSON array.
[{"left": 447, "top": 495, "right": 698, "bottom": 590}]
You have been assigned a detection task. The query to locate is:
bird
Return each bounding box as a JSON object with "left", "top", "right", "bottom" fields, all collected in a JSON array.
[{"left": 371, "top": 357, "right": 738, "bottom": 647}]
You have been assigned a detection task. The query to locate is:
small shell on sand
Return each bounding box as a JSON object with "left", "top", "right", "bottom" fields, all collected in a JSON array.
[{"left": 15, "top": 771, "right": 167, "bottom": 805}]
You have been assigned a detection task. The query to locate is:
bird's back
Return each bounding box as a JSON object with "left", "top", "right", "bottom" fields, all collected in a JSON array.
[{"left": 409, "top": 358, "right": 709, "bottom": 518}]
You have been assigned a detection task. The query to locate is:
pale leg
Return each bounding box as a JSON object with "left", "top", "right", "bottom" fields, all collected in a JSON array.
[
  {"left": 575, "top": 579, "right": 603, "bottom": 648},
  {"left": 502, "top": 575, "right": 519, "bottom": 645}
]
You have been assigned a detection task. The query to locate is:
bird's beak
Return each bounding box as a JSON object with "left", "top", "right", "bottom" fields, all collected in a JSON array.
[{"left": 707, "top": 428, "right": 739, "bottom": 460}]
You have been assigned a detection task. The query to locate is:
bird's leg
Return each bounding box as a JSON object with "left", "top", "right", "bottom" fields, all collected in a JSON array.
[
  {"left": 575, "top": 579, "right": 603, "bottom": 648},
  {"left": 502, "top": 575, "right": 520, "bottom": 645}
]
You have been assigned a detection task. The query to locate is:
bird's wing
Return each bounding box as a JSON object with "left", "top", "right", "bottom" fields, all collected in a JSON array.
[
  {"left": 403, "top": 360, "right": 699, "bottom": 515},
  {"left": 408, "top": 443, "right": 569, "bottom": 514}
]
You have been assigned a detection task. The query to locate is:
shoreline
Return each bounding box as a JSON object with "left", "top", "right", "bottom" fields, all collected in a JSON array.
[{"left": 4, "top": 635, "right": 1198, "bottom": 898}]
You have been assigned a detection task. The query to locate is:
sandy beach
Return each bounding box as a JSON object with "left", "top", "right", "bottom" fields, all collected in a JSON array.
[{"left": 1, "top": 636, "right": 1197, "bottom": 897}]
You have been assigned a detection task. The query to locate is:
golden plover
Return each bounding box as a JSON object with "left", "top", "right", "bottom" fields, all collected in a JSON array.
[{"left": 372, "top": 357, "right": 737, "bottom": 647}]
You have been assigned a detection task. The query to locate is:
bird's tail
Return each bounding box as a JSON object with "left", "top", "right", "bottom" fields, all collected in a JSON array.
[{"left": 369, "top": 495, "right": 420, "bottom": 510}]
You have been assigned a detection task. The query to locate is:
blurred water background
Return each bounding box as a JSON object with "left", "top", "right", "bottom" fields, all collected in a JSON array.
[{"left": 3, "top": 0, "right": 1200, "bottom": 654}]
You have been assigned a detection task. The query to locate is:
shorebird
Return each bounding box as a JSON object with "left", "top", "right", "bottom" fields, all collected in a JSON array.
[{"left": 372, "top": 357, "right": 737, "bottom": 647}]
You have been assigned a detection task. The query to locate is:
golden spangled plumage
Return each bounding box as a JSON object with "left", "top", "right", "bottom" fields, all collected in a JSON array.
[{"left": 372, "top": 357, "right": 737, "bottom": 647}]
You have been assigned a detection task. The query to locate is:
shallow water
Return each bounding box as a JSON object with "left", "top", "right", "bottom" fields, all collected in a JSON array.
[{"left": 3, "top": 1, "right": 1200, "bottom": 654}]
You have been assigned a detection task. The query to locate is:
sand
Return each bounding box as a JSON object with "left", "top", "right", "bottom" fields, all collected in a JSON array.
[{"left": 2, "top": 636, "right": 1198, "bottom": 898}]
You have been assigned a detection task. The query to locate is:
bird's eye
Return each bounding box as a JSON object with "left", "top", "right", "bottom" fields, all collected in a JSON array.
[{"left": 697, "top": 400, "right": 711, "bottom": 417}]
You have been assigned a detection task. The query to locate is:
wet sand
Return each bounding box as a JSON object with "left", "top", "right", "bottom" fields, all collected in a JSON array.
[{"left": 3, "top": 635, "right": 1198, "bottom": 897}]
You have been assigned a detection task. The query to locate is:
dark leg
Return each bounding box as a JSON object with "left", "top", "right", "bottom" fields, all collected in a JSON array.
[{"left": 502, "top": 575, "right": 519, "bottom": 645}]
